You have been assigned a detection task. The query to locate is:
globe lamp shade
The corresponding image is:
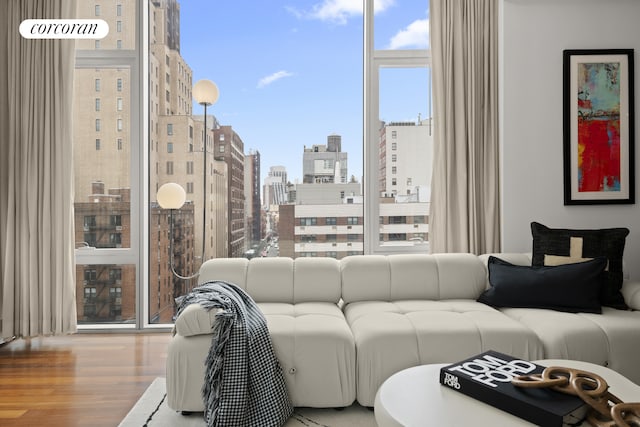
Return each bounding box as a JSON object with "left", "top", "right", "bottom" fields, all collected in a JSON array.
[
  {"left": 157, "top": 183, "right": 186, "bottom": 210},
  {"left": 193, "top": 79, "right": 219, "bottom": 106}
]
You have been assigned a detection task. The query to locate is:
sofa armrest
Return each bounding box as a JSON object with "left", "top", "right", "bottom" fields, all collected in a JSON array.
[
  {"left": 174, "top": 303, "right": 220, "bottom": 337},
  {"left": 621, "top": 281, "right": 640, "bottom": 310}
]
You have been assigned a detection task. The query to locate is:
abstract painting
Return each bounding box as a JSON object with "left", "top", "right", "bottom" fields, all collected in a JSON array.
[{"left": 563, "top": 49, "right": 635, "bottom": 205}]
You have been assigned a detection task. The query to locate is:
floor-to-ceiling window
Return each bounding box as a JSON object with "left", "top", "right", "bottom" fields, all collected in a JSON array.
[
  {"left": 73, "top": 0, "right": 430, "bottom": 329},
  {"left": 365, "top": 0, "right": 431, "bottom": 254},
  {"left": 73, "top": 0, "right": 145, "bottom": 328}
]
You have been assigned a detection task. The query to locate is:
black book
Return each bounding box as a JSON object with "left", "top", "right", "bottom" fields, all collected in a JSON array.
[{"left": 439, "top": 350, "right": 588, "bottom": 427}]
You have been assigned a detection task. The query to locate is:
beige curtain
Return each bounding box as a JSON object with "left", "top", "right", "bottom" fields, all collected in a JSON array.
[
  {"left": 0, "top": 0, "right": 77, "bottom": 339},
  {"left": 429, "top": 0, "right": 500, "bottom": 254}
]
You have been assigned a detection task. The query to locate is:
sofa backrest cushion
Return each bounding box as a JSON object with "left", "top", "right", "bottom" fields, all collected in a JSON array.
[
  {"left": 341, "top": 253, "right": 487, "bottom": 303},
  {"left": 199, "top": 257, "right": 249, "bottom": 290},
  {"left": 198, "top": 256, "right": 341, "bottom": 304}
]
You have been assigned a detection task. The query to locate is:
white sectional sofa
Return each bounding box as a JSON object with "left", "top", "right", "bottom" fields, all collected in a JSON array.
[{"left": 166, "top": 253, "right": 640, "bottom": 411}]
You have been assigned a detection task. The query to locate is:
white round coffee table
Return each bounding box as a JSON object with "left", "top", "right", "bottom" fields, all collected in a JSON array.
[{"left": 374, "top": 359, "right": 640, "bottom": 427}]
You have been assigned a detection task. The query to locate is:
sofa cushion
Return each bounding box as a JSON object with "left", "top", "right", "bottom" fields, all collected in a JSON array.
[
  {"left": 198, "top": 257, "right": 341, "bottom": 304},
  {"left": 531, "top": 221, "right": 629, "bottom": 309},
  {"left": 174, "top": 303, "right": 220, "bottom": 337},
  {"left": 343, "top": 299, "right": 544, "bottom": 406},
  {"left": 341, "top": 253, "right": 487, "bottom": 303},
  {"left": 500, "top": 307, "right": 640, "bottom": 385},
  {"left": 478, "top": 256, "right": 606, "bottom": 313},
  {"left": 258, "top": 301, "right": 356, "bottom": 407}
]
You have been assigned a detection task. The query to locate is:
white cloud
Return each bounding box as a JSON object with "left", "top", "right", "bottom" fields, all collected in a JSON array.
[
  {"left": 302, "top": 0, "right": 396, "bottom": 25},
  {"left": 388, "top": 18, "right": 429, "bottom": 49},
  {"left": 257, "top": 70, "right": 294, "bottom": 88}
]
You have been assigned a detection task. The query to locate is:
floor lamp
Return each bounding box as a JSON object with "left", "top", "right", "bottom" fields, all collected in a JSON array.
[{"left": 157, "top": 79, "right": 219, "bottom": 280}]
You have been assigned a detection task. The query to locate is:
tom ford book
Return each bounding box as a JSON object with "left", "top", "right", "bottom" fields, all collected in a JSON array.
[{"left": 439, "top": 350, "right": 588, "bottom": 427}]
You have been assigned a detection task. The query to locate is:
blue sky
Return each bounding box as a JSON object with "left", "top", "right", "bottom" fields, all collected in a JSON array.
[{"left": 180, "top": 0, "right": 429, "bottom": 182}]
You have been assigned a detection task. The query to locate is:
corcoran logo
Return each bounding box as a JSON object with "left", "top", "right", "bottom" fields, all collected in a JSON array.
[
  {"left": 19, "top": 19, "right": 109, "bottom": 39},
  {"left": 446, "top": 354, "right": 536, "bottom": 388}
]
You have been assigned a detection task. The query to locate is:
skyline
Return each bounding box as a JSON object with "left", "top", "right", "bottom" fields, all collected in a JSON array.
[{"left": 179, "top": 0, "right": 430, "bottom": 183}]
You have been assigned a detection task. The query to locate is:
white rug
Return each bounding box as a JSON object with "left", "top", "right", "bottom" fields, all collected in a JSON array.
[{"left": 118, "top": 378, "right": 377, "bottom": 427}]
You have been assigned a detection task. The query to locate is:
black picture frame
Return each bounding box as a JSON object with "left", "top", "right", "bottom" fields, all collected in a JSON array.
[{"left": 563, "top": 49, "right": 635, "bottom": 205}]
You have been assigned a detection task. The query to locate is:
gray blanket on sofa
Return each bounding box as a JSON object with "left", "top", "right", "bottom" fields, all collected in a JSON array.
[{"left": 175, "top": 280, "right": 293, "bottom": 427}]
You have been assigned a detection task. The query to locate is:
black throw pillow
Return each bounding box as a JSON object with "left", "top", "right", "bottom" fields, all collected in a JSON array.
[
  {"left": 478, "top": 256, "right": 607, "bottom": 314},
  {"left": 530, "top": 222, "right": 629, "bottom": 310}
]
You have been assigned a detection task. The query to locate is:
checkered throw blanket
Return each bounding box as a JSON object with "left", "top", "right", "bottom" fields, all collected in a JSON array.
[{"left": 175, "top": 281, "right": 293, "bottom": 427}]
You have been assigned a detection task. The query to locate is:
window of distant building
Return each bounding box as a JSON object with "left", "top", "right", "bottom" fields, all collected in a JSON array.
[
  {"left": 300, "top": 218, "right": 317, "bottom": 226},
  {"left": 109, "top": 233, "right": 122, "bottom": 246},
  {"left": 116, "top": 21, "right": 122, "bottom": 32},
  {"left": 389, "top": 233, "right": 407, "bottom": 241},
  {"left": 95, "top": 79, "right": 101, "bottom": 92},
  {"left": 117, "top": 119, "right": 123, "bottom": 131},
  {"left": 84, "top": 268, "right": 97, "bottom": 281},
  {"left": 325, "top": 217, "right": 337, "bottom": 225},
  {"left": 117, "top": 78, "right": 123, "bottom": 92},
  {"left": 390, "top": 216, "right": 406, "bottom": 224},
  {"left": 84, "top": 286, "right": 97, "bottom": 301},
  {"left": 167, "top": 123, "right": 173, "bottom": 135},
  {"left": 84, "top": 216, "right": 96, "bottom": 227},
  {"left": 95, "top": 5, "right": 101, "bottom": 16},
  {"left": 116, "top": 4, "right": 122, "bottom": 16},
  {"left": 167, "top": 142, "right": 173, "bottom": 153},
  {"left": 95, "top": 119, "right": 101, "bottom": 131},
  {"left": 110, "top": 215, "right": 122, "bottom": 227},
  {"left": 95, "top": 98, "right": 101, "bottom": 111},
  {"left": 347, "top": 217, "right": 359, "bottom": 225},
  {"left": 117, "top": 98, "right": 123, "bottom": 111},
  {"left": 109, "top": 268, "right": 122, "bottom": 281},
  {"left": 95, "top": 40, "right": 100, "bottom": 49}
]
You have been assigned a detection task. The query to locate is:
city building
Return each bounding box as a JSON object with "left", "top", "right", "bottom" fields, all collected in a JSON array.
[
  {"left": 379, "top": 119, "right": 433, "bottom": 198},
  {"left": 213, "top": 125, "right": 246, "bottom": 258},
  {"left": 303, "top": 134, "right": 348, "bottom": 184},
  {"left": 244, "top": 150, "right": 262, "bottom": 246}
]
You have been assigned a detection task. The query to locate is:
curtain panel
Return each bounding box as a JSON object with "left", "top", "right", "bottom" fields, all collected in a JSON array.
[
  {"left": 429, "top": 0, "right": 500, "bottom": 254},
  {"left": 0, "top": 0, "right": 77, "bottom": 339}
]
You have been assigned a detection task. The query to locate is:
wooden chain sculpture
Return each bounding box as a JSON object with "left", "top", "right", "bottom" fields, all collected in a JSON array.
[{"left": 512, "top": 366, "right": 640, "bottom": 427}]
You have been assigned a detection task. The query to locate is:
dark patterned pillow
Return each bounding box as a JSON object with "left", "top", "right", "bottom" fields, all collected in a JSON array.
[
  {"left": 479, "top": 256, "right": 606, "bottom": 313},
  {"left": 531, "top": 222, "right": 629, "bottom": 310}
]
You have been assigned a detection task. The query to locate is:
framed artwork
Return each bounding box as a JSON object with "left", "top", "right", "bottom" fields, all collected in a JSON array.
[{"left": 563, "top": 49, "right": 635, "bottom": 205}]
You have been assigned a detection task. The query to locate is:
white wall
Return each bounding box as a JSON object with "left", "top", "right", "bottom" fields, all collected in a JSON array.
[{"left": 501, "top": 0, "right": 640, "bottom": 279}]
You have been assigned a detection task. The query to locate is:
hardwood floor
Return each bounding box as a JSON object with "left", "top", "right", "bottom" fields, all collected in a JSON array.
[{"left": 0, "top": 332, "right": 173, "bottom": 427}]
